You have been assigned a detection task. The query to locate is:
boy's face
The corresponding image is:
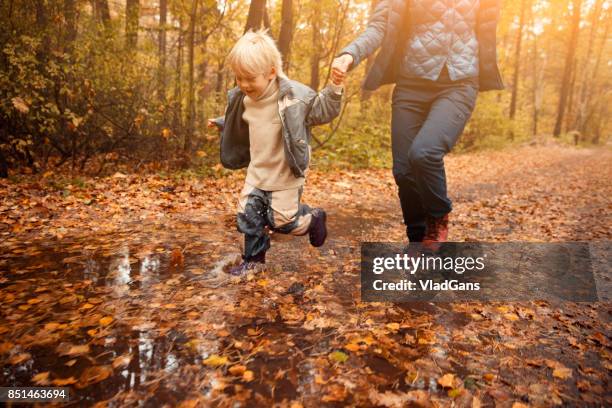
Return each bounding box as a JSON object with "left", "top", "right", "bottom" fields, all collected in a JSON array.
[{"left": 235, "top": 66, "right": 277, "bottom": 99}]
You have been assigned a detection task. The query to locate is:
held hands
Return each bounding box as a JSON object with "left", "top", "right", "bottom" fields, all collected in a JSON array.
[
  {"left": 331, "top": 54, "right": 353, "bottom": 85},
  {"left": 207, "top": 119, "right": 217, "bottom": 130}
]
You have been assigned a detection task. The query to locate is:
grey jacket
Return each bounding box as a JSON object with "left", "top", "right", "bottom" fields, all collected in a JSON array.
[
  {"left": 214, "top": 77, "right": 342, "bottom": 178},
  {"left": 339, "top": 0, "right": 504, "bottom": 92}
]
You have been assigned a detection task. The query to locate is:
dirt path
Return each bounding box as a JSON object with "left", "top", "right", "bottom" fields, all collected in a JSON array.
[{"left": 0, "top": 145, "right": 610, "bottom": 407}]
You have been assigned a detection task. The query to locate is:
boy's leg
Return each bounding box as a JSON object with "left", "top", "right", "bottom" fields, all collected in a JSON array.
[
  {"left": 266, "top": 186, "right": 312, "bottom": 236},
  {"left": 236, "top": 183, "right": 270, "bottom": 260}
]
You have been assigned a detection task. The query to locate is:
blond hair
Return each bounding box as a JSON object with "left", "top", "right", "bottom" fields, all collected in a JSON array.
[{"left": 226, "top": 29, "right": 287, "bottom": 79}]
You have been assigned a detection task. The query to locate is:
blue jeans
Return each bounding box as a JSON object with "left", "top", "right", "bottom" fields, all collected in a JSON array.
[{"left": 391, "top": 67, "right": 479, "bottom": 241}]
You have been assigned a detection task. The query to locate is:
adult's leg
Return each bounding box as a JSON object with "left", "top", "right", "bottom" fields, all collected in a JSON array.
[
  {"left": 236, "top": 183, "right": 271, "bottom": 260},
  {"left": 391, "top": 85, "right": 429, "bottom": 241},
  {"left": 407, "top": 82, "right": 479, "bottom": 218}
]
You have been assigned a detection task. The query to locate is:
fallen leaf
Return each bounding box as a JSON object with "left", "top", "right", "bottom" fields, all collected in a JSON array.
[
  {"left": 438, "top": 373, "right": 455, "bottom": 388},
  {"left": 552, "top": 366, "right": 572, "bottom": 379},
  {"left": 203, "top": 354, "right": 228, "bottom": 367},
  {"left": 76, "top": 365, "right": 112, "bottom": 388},
  {"left": 9, "top": 353, "right": 31, "bottom": 365},
  {"left": 328, "top": 350, "right": 349, "bottom": 363},
  {"left": 53, "top": 377, "right": 78, "bottom": 386},
  {"left": 32, "top": 371, "right": 51, "bottom": 385},
  {"left": 99, "top": 316, "right": 113, "bottom": 326},
  {"left": 112, "top": 355, "right": 131, "bottom": 369}
]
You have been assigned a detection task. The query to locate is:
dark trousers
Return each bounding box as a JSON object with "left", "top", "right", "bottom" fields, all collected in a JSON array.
[
  {"left": 391, "top": 67, "right": 479, "bottom": 241},
  {"left": 236, "top": 183, "right": 313, "bottom": 260}
]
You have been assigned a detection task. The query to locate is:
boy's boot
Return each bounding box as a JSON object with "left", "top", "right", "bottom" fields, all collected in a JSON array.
[
  {"left": 422, "top": 213, "right": 449, "bottom": 251},
  {"left": 309, "top": 208, "right": 328, "bottom": 247},
  {"left": 228, "top": 251, "right": 266, "bottom": 276}
]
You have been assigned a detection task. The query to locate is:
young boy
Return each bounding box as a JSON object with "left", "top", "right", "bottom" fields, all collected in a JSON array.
[{"left": 208, "top": 29, "right": 345, "bottom": 276}]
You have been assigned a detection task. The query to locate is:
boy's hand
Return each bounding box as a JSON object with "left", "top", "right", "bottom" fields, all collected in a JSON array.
[{"left": 207, "top": 119, "right": 217, "bottom": 129}]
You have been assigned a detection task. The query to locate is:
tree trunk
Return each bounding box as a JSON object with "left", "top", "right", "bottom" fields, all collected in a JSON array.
[
  {"left": 553, "top": 0, "right": 582, "bottom": 137},
  {"left": 277, "top": 0, "right": 294, "bottom": 72},
  {"left": 126, "top": 0, "right": 139, "bottom": 50},
  {"left": 263, "top": 5, "right": 271, "bottom": 30},
  {"left": 173, "top": 18, "right": 184, "bottom": 135},
  {"left": 509, "top": 0, "right": 527, "bottom": 119},
  {"left": 158, "top": 0, "right": 167, "bottom": 101},
  {"left": 0, "top": 149, "right": 8, "bottom": 178},
  {"left": 185, "top": 0, "right": 199, "bottom": 154},
  {"left": 244, "top": 0, "right": 266, "bottom": 33},
  {"left": 564, "top": 58, "right": 578, "bottom": 133},
  {"left": 35, "top": 0, "right": 50, "bottom": 60},
  {"left": 309, "top": 10, "right": 321, "bottom": 90},
  {"left": 64, "top": 0, "right": 77, "bottom": 51},
  {"left": 96, "top": 0, "right": 111, "bottom": 26},
  {"left": 574, "top": 0, "right": 603, "bottom": 133}
]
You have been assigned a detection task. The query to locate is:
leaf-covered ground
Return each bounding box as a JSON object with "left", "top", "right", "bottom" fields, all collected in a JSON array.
[{"left": 1, "top": 145, "right": 610, "bottom": 407}]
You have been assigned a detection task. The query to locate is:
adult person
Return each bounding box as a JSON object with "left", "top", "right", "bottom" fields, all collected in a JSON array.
[{"left": 332, "top": 0, "right": 504, "bottom": 244}]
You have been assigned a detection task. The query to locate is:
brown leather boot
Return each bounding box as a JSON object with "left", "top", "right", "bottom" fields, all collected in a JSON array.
[{"left": 423, "top": 213, "right": 449, "bottom": 251}]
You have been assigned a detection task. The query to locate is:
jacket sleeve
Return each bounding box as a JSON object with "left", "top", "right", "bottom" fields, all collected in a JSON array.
[
  {"left": 305, "top": 84, "right": 343, "bottom": 127},
  {"left": 336, "top": 0, "right": 389, "bottom": 70}
]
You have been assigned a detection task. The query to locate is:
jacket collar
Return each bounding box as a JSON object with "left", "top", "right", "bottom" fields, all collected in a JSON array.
[
  {"left": 229, "top": 75, "right": 293, "bottom": 101},
  {"left": 277, "top": 76, "right": 293, "bottom": 98}
]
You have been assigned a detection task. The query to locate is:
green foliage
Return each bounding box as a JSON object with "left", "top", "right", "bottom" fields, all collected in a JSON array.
[{"left": 457, "top": 93, "right": 530, "bottom": 152}]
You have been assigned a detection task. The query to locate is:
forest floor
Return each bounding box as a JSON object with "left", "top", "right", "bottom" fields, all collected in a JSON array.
[{"left": 0, "top": 144, "right": 610, "bottom": 407}]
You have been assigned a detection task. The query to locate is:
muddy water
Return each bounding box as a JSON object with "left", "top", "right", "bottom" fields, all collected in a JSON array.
[
  {"left": 2, "top": 209, "right": 603, "bottom": 407},
  {"left": 0, "top": 209, "right": 448, "bottom": 406}
]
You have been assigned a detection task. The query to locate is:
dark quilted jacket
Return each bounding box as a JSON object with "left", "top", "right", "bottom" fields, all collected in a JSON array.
[{"left": 339, "top": 0, "right": 504, "bottom": 92}]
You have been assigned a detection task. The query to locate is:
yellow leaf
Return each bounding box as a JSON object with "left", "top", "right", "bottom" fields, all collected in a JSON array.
[
  {"left": 99, "top": 316, "right": 113, "bottom": 326},
  {"left": 81, "top": 303, "right": 95, "bottom": 310},
  {"left": 53, "top": 377, "right": 77, "bottom": 386},
  {"left": 386, "top": 322, "right": 400, "bottom": 331},
  {"left": 27, "top": 297, "right": 43, "bottom": 305},
  {"left": 229, "top": 365, "right": 246, "bottom": 375},
  {"left": 438, "top": 373, "right": 455, "bottom": 388},
  {"left": 44, "top": 322, "right": 60, "bottom": 331},
  {"left": 242, "top": 370, "right": 254, "bottom": 382},
  {"left": 328, "top": 351, "right": 349, "bottom": 363},
  {"left": 552, "top": 367, "right": 572, "bottom": 379},
  {"left": 32, "top": 371, "right": 51, "bottom": 385},
  {"left": 203, "top": 354, "right": 228, "bottom": 367}
]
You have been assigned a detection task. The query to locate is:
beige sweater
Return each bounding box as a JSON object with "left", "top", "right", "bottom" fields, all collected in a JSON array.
[{"left": 242, "top": 78, "right": 305, "bottom": 191}]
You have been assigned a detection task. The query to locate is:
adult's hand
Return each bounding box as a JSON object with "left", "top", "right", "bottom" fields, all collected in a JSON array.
[{"left": 331, "top": 54, "right": 354, "bottom": 84}]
